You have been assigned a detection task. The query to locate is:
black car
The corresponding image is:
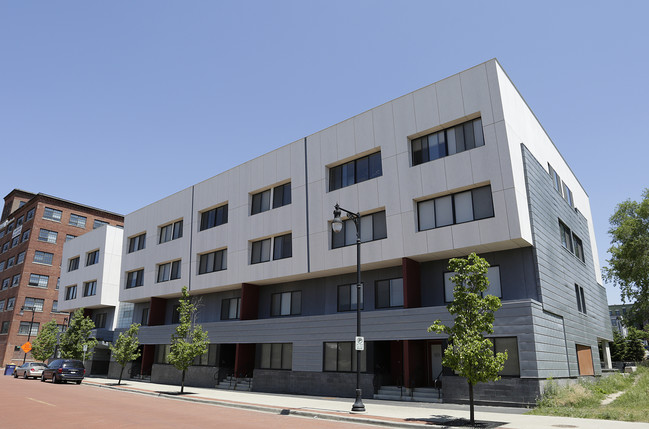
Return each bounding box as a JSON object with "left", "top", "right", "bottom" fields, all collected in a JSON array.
[{"left": 41, "top": 359, "right": 85, "bottom": 384}]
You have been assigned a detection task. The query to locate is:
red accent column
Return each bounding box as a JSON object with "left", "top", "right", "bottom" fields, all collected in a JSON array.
[
  {"left": 402, "top": 257, "right": 421, "bottom": 309},
  {"left": 141, "top": 344, "right": 155, "bottom": 376},
  {"left": 148, "top": 297, "right": 167, "bottom": 326},
  {"left": 239, "top": 283, "right": 259, "bottom": 320},
  {"left": 234, "top": 343, "right": 256, "bottom": 377}
]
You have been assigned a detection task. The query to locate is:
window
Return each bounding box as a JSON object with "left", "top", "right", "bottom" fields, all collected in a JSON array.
[
  {"left": 0, "top": 230, "right": 4, "bottom": 239},
  {"left": 7, "top": 297, "right": 15, "bottom": 310},
  {"left": 273, "top": 233, "right": 292, "bottom": 260},
  {"left": 26, "top": 208, "right": 35, "bottom": 221},
  {"left": 126, "top": 269, "right": 144, "bottom": 289},
  {"left": 29, "top": 274, "right": 49, "bottom": 288},
  {"left": 562, "top": 182, "right": 574, "bottom": 207},
  {"left": 193, "top": 344, "right": 219, "bottom": 366},
  {"left": 157, "top": 260, "right": 181, "bottom": 283},
  {"left": 273, "top": 183, "right": 291, "bottom": 209},
  {"left": 83, "top": 281, "right": 97, "bottom": 297},
  {"left": 34, "top": 251, "right": 54, "bottom": 265},
  {"left": 251, "top": 238, "right": 271, "bottom": 264},
  {"left": 22, "top": 229, "right": 30, "bottom": 242},
  {"left": 337, "top": 284, "right": 364, "bottom": 312},
  {"left": 412, "top": 118, "right": 484, "bottom": 166},
  {"left": 444, "top": 266, "right": 502, "bottom": 302},
  {"left": 94, "top": 312, "right": 106, "bottom": 328},
  {"left": 159, "top": 220, "right": 183, "bottom": 243},
  {"left": 198, "top": 249, "right": 227, "bottom": 274},
  {"left": 68, "top": 256, "right": 80, "bottom": 271},
  {"left": 11, "top": 274, "right": 21, "bottom": 287},
  {"left": 86, "top": 250, "right": 100, "bottom": 266},
  {"left": 155, "top": 344, "right": 171, "bottom": 364},
  {"left": 11, "top": 236, "right": 19, "bottom": 248},
  {"left": 23, "top": 297, "right": 44, "bottom": 312},
  {"left": 200, "top": 205, "right": 228, "bottom": 230},
  {"left": 271, "top": 291, "right": 301, "bottom": 316},
  {"left": 329, "top": 152, "right": 382, "bottom": 191},
  {"left": 332, "top": 211, "right": 387, "bottom": 249},
  {"left": 492, "top": 337, "right": 520, "bottom": 376},
  {"left": 18, "top": 322, "right": 39, "bottom": 336},
  {"left": 65, "top": 285, "right": 77, "bottom": 300},
  {"left": 16, "top": 252, "right": 25, "bottom": 265},
  {"left": 418, "top": 185, "right": 494, "bottom": 231},
  {"left": 221, "top": 297, "right": 240, "bottom": 320},
  {"left": 1, "top": 242, "right": 8, "bottom": 253},
  {"left": 0, "top": 300, "right": 4, "bottom": 311},
  {"left": 7, "top": 222, "right": 13, "bottom": 232},
  {"left": 17, "top": 216, "right": 24, "bottom": 226},
  {"left": 376, "top": 278, "right": 404, "bottom": 308},
  {"left": 548, "top": 164, "right": 562, "bottom": 194},
  {"left": 7, "top": 257, "right": 15, "bottom": 268},
  {"left": 69, "top": 213, "right": 87, "bottom": 228},
  {"left": 0, "top": 321, "right": 9, "bottom": 334},
  {"left": 141, "top": 308, "right": 149, "bottom": 326},
  {"left": 251, "top": 189, "right": 271, "bottom": 215},
  {"left": 43, "top": 207, "right": 63, "bottom": 222},
  {"left": 52, "top": 300, "right": 58, "bottom": 313},
  {"left": 65, "top": 234, "right": 76, "bottom": 242},
  {"left": 573, "top": 234, "right": 585, "bottom": 262},
  {"left": 575, "top": 284, "right": 587, "bottom": 314},
  {"left": 128, "top": 233, "right": 146, "bottom": 253},
  {"left": 260, "top": 343, "right": 292, "bottom": 370},
  {"left": 56, "top": 277, "right": 59, "bottom": 289},
  {"left": 38, "top": 229, "right": 58, "bottom": 243},
  {"left": 559, "top": 221, "right": 573, "bottom": 252},
  {"left": 323, "top": 342, "right": 367, "bottom": 372},
  {"left": 1, "top": 279, "right": 9, "bottom": 290},
  {"left": 0, "top": 261, "right": 3, "bottom": 272},
  {"left": 93, "top": 220, "right": 108, "bottom": 229}
]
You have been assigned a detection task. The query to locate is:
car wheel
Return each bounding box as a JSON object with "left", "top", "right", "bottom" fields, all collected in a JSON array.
[
  {"left": 76, "top": 380, "right": 82, "bottom": 385},
  {"left": 41, "top": 375, "right": 46, "bottom": 382},
  {"left": 52, "top": 374, "right": 58, "bottom": 383},
  {"left": 23, "top": 372, "right": 28, "bottom": 379},
  {"left": 13, "top": 371, "right": 17, "bottom": 378}
]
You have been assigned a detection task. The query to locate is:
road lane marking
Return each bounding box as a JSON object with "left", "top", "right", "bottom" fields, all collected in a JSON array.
[{"left": 27, "top": 397, "right": 55, "bottom": 407}]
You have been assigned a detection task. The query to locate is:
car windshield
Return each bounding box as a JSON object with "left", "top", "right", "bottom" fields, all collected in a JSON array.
[{"left": 32, "top": 363, "right": 46, "bottom": 368}]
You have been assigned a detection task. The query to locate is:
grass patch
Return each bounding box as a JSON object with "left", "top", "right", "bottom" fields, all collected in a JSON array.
[{"left": 528, "top": 367, "right": 648, "bottom": 422}]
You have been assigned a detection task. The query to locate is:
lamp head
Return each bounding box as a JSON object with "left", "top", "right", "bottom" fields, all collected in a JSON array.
[{"left": 332, "top": 204, "right": 343, "bottom": 233}]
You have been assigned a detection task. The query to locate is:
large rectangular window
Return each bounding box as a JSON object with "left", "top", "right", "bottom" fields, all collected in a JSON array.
[
  {"left": 86, "top": 250, "right": 100, "bottom": 266},
  {"left": 323, "top": 342, "right": 367, "bottom": 372},
  {"left": 94, "top": 313, "right": 106, "bottom": 328},
  {"left": 221, "top": 297, "right": 240, "bottom": 320},
  {"left": 272, "top": 183, "right": 291, "bottom": 209},
  {"left": 273, "top": 233, "right": 292, "bottom": 260},
  {"left": 260, "top": 343, "right": 292, "bottom": 370},
  {"left": 331, "top": 211, "right": 387, "bottom": 249},
  {"left": 251, "top": 190, "right": 271, "bottom": 215},
  {"left": 68, "top": 257, "right": 80, "bottom": 271},
  {"left": 200, "top": 204, "right": 228, "bottom": 230},
  {"left": 28, "top": 274, "right": 49, "bottom": 288},
  {"left": 271, "top": 291, "right": 301, "bottom": 316},
  {"left": 65, "top": 285, "right": 77, "bottom": 300},
  {"left": 375, "top": 278, "right": 404, "bottom": 309},
  {"left": 412, "top": 117, "right": 484, "bottom": 166},
  {"left": 83, "top": 281, "right": 97, "bottom": 297},
  {"left": 559, "top": 220, "right": 585, "bottom": 262},
  {"left": 193, "top": 344, "right": 218, "bottom": 366},
  {"left": 18, "top": 322, "right": 39, "bottom": 336},
  {"left": 34, "top": 251, "right": 54, "bottom": 265},
  {"left": 251, "top": 183, "right": 292, "bottom": 215},
  {"left": 418, "top": 185, "right": 494, "bottom": 231},
  {"left": 337, "top": 284, "right": 363, "bottom": 312},
  {"left": 43, "top": 207, "right": 62, "bottom": 222},
  {"left": 157, "top": 260, "right": 181, "bottom": 283},
  {"left": 23, "top": 297, "right": 44, "bottom": 312},
  {"left": 126, "top": 269, "right": 144, "bottom": 289},
  {"left": 492, "top": 337, "right": 520, "bottom": 376},
  {"left": 251, "top": 238, "right": 271, "bottom": 264},
  {"left": 159, "top": 220, "right": 183, "bottom": 243},
  {"left": 198, "top": 249, "right": 227, "bottom": 274},
  {"left": 329, "top": 152, "right": 382, "bottom": 191},
  {"left": 69, "top": 213, "right": 87, "bottom": 228},
  {"left": 444, "top": 266, "right": 502, "bottom": 302},
  {"left": 128, "top": 233, "right": 146, "bottom": 253}
]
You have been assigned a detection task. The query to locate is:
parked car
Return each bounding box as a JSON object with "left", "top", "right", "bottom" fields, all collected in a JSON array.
[
  {"left": 13, "top": 362, "right": 47, "bottom": 379},
  {"left": 40, "top": 359, "right": 85, "bottom": 384}
]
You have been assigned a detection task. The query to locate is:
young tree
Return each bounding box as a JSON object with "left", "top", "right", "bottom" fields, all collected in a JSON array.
[
  {"left": 624, "top": 327, "right": 646, "bottom": 362},
  {"left": 59, "top": 308, "right": 97, "bottom": 360},
  {"left": 610, "top": 330, "right": 626, "bottom": 362},
  {"left": 109, "top": 323, "right": 141, "bottom": 385},
  {"left": 604, "top": 188, "right": 649, "bottom": 327},
  {"left": 30, "top": 320, "right": 58, "bottom": 362},
  {"left": 428, "top": 253, "right": 507, "bottom": 426},
  {"left": 168, "top": 286, "right": 209, "bottom": 393}
]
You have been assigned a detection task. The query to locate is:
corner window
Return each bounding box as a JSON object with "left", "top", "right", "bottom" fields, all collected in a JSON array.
[
  {"left": 83, "top": 281, "right": 97, "bottom": 297},
  {"left": 412, "top": 117, "right": 484, "bottom": 166},
  {"left": 200, "top": 204, "right": 228, "bottom": 230},
  {"left": 157, "top": 260, "right": 181, "bottom": 283},
  {"left": 128, "top": 233, "right": 146, "bottom": 253},
  {"left": 418, "top": 185, "right": 494, "bottom": 231},
  {"left": 376, "top": 278, "right": 404, "bottom": 309},
  {"left": 329, "top": 152, "right": 382, "bottom": 191},
  {"left": 68, "top": 256, "right": 80, "bottom": 271},
  {"left": 34, "top": 251, "right": 54, "bottom": 265},
  {"left": 43, "top": 207, "right": 62, "bottom": 222},
  {"left": 271, "top": 291, "right": 301, "bottom": 317},
  {"left": 198, "top": 249, "right": 227, "bottom": 274},
  {"left": 65, "top": 285, "right": 77, "bottom": 300},
  {"left": 159, "top": 220, "right": 183, "bottom": 244},
  {"left": 69, "top": 214, "right": 87, "bottom": 228},
  {"left": 323, "top": 342, "right": 366, "bottom": 372},
  {"left": 125, "top": 269, "right": 144, "bottom": 289},
  {"left": 260, "top": 343, "right": 292, "bottom": 370},
  {"left": 86, "top": 250, "right": 99, "bottom": 266},
  {"left": 444, "top": 266, "right": 502, "bottom": 302},
  {"left": 331, "top": 211, "right": 387, "bottom": 249},
  {"left": 337, "top": 284, "right": 363, "bottom": 312},
  {"left": 221, "top": 297, "right": 240, "bottom": 320}
]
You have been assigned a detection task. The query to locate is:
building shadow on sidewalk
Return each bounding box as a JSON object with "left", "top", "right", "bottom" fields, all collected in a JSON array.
[
  {"left": 156, "top": 390, "right": 197, "bottom": 396},
  {"left": 405, "top": 415, "right": 505, "bottom": 428}
]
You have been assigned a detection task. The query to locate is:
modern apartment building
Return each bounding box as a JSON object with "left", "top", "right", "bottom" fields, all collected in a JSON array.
[
  {"left": 77, "top": 59, "right": 610, "bottom": 405},
  {"left": 0, "top": 190, "right": 123, "bottom": 366}
]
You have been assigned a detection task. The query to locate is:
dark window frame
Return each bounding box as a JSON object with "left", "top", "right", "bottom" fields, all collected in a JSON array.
[
  {"left": 198, "top": 249, "right": 227, "bottom": 274},
  {"left": 220, "top": 297, "right": 241, "bottom": 320},
  {"left": 329, "top": 152, "right": 382, "bottom": 192},
  {"left": 200, "top": 204, "right": 228, "bottom": 231},
  {"left": 270, "top": 291, "right": 301, "bottom": 317},
  {"left": 411, "top": 117, "right": 484, "bottom": 167}
]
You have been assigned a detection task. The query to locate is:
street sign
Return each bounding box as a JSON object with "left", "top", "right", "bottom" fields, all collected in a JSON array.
[
  {"left": 83, "top": 344, "right": 88, "bottom": 352},
  {"left": 355, "top": 336, "right": 364, "bottom": 351},
  {"left": 21, "top": 342, "right": 32, "bottom": 353}
]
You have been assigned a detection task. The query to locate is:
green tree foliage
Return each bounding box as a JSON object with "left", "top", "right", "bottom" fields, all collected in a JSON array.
[
  {"left": 610, "top": 330, "right": 626, "bottom": 362},
  {"left": 604, "top": 189, "right": 649, "bottom": 327},
  {"left": 625, "top": 327, "right": 647, "bottom": 362},
  {"left": 59, "top": 308, "right": 97, "bottom": 360},
  {"left": 168, "top": 286, "right": 209, "bottom": 393},
  {"left": 30, "top": 320, "right": 58, "bottom": 362},
  {"left": 109, "top": 323, "right": 141, "bottom": 385},
  {"left": 428, "top": 253, "right": 507, "bottom": 425}
]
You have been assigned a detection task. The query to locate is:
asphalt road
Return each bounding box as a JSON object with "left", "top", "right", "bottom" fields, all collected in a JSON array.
[{"left": 0, "top": 374, "right": 379, "bottom": 428}]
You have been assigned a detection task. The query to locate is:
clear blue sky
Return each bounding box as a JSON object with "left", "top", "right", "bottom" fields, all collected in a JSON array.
[{"left": 1, "top": 1, "right": 647, "bottom": 305}]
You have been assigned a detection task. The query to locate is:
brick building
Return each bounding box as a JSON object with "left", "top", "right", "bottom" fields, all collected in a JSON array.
[{"left": 0, "top": 189, "right": 123, "bottom": 366}]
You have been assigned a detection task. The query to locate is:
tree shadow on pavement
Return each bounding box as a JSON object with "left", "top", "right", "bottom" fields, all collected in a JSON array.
[
  {"left": 156, "top": 391, "right": 197, "bottom": 396},
  {"left": 405, "top": 415, "right": 505, "bottom": 428}
]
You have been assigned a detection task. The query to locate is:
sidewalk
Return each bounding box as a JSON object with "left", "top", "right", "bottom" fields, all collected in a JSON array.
[{"left": 83, "top": 377, "right": 649, "bottom": 428}]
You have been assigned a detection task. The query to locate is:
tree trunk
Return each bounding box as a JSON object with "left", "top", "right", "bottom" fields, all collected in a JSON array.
[
  {"left": 469, "top": 382, "right": 474, "bottom": 426},
  {"left": 181, "top": 369, "right": 186, "bottom": 393},
  {"left": 118, "top": 366, "right": 124, "bottom": 385}
]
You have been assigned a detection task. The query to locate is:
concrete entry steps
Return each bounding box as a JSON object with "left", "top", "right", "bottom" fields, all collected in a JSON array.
[
  {"left": 215, "top": 375, "right": 253, "bottom": 391},
  {"left": 374, "top": 386, "right": 442, "bottom": 403}
]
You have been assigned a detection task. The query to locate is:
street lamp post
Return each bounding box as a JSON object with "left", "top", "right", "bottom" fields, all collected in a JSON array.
[
  {"left": 332, "top": 203, "right": 366, "bottom": 413},
  {"left": 20, "top": 305, "right": 36, "bottom": 364}
]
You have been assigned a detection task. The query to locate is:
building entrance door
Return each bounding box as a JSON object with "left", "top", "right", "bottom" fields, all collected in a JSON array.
[{"left": 428, "top": 342, "right": 443, "bottom": 386}]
